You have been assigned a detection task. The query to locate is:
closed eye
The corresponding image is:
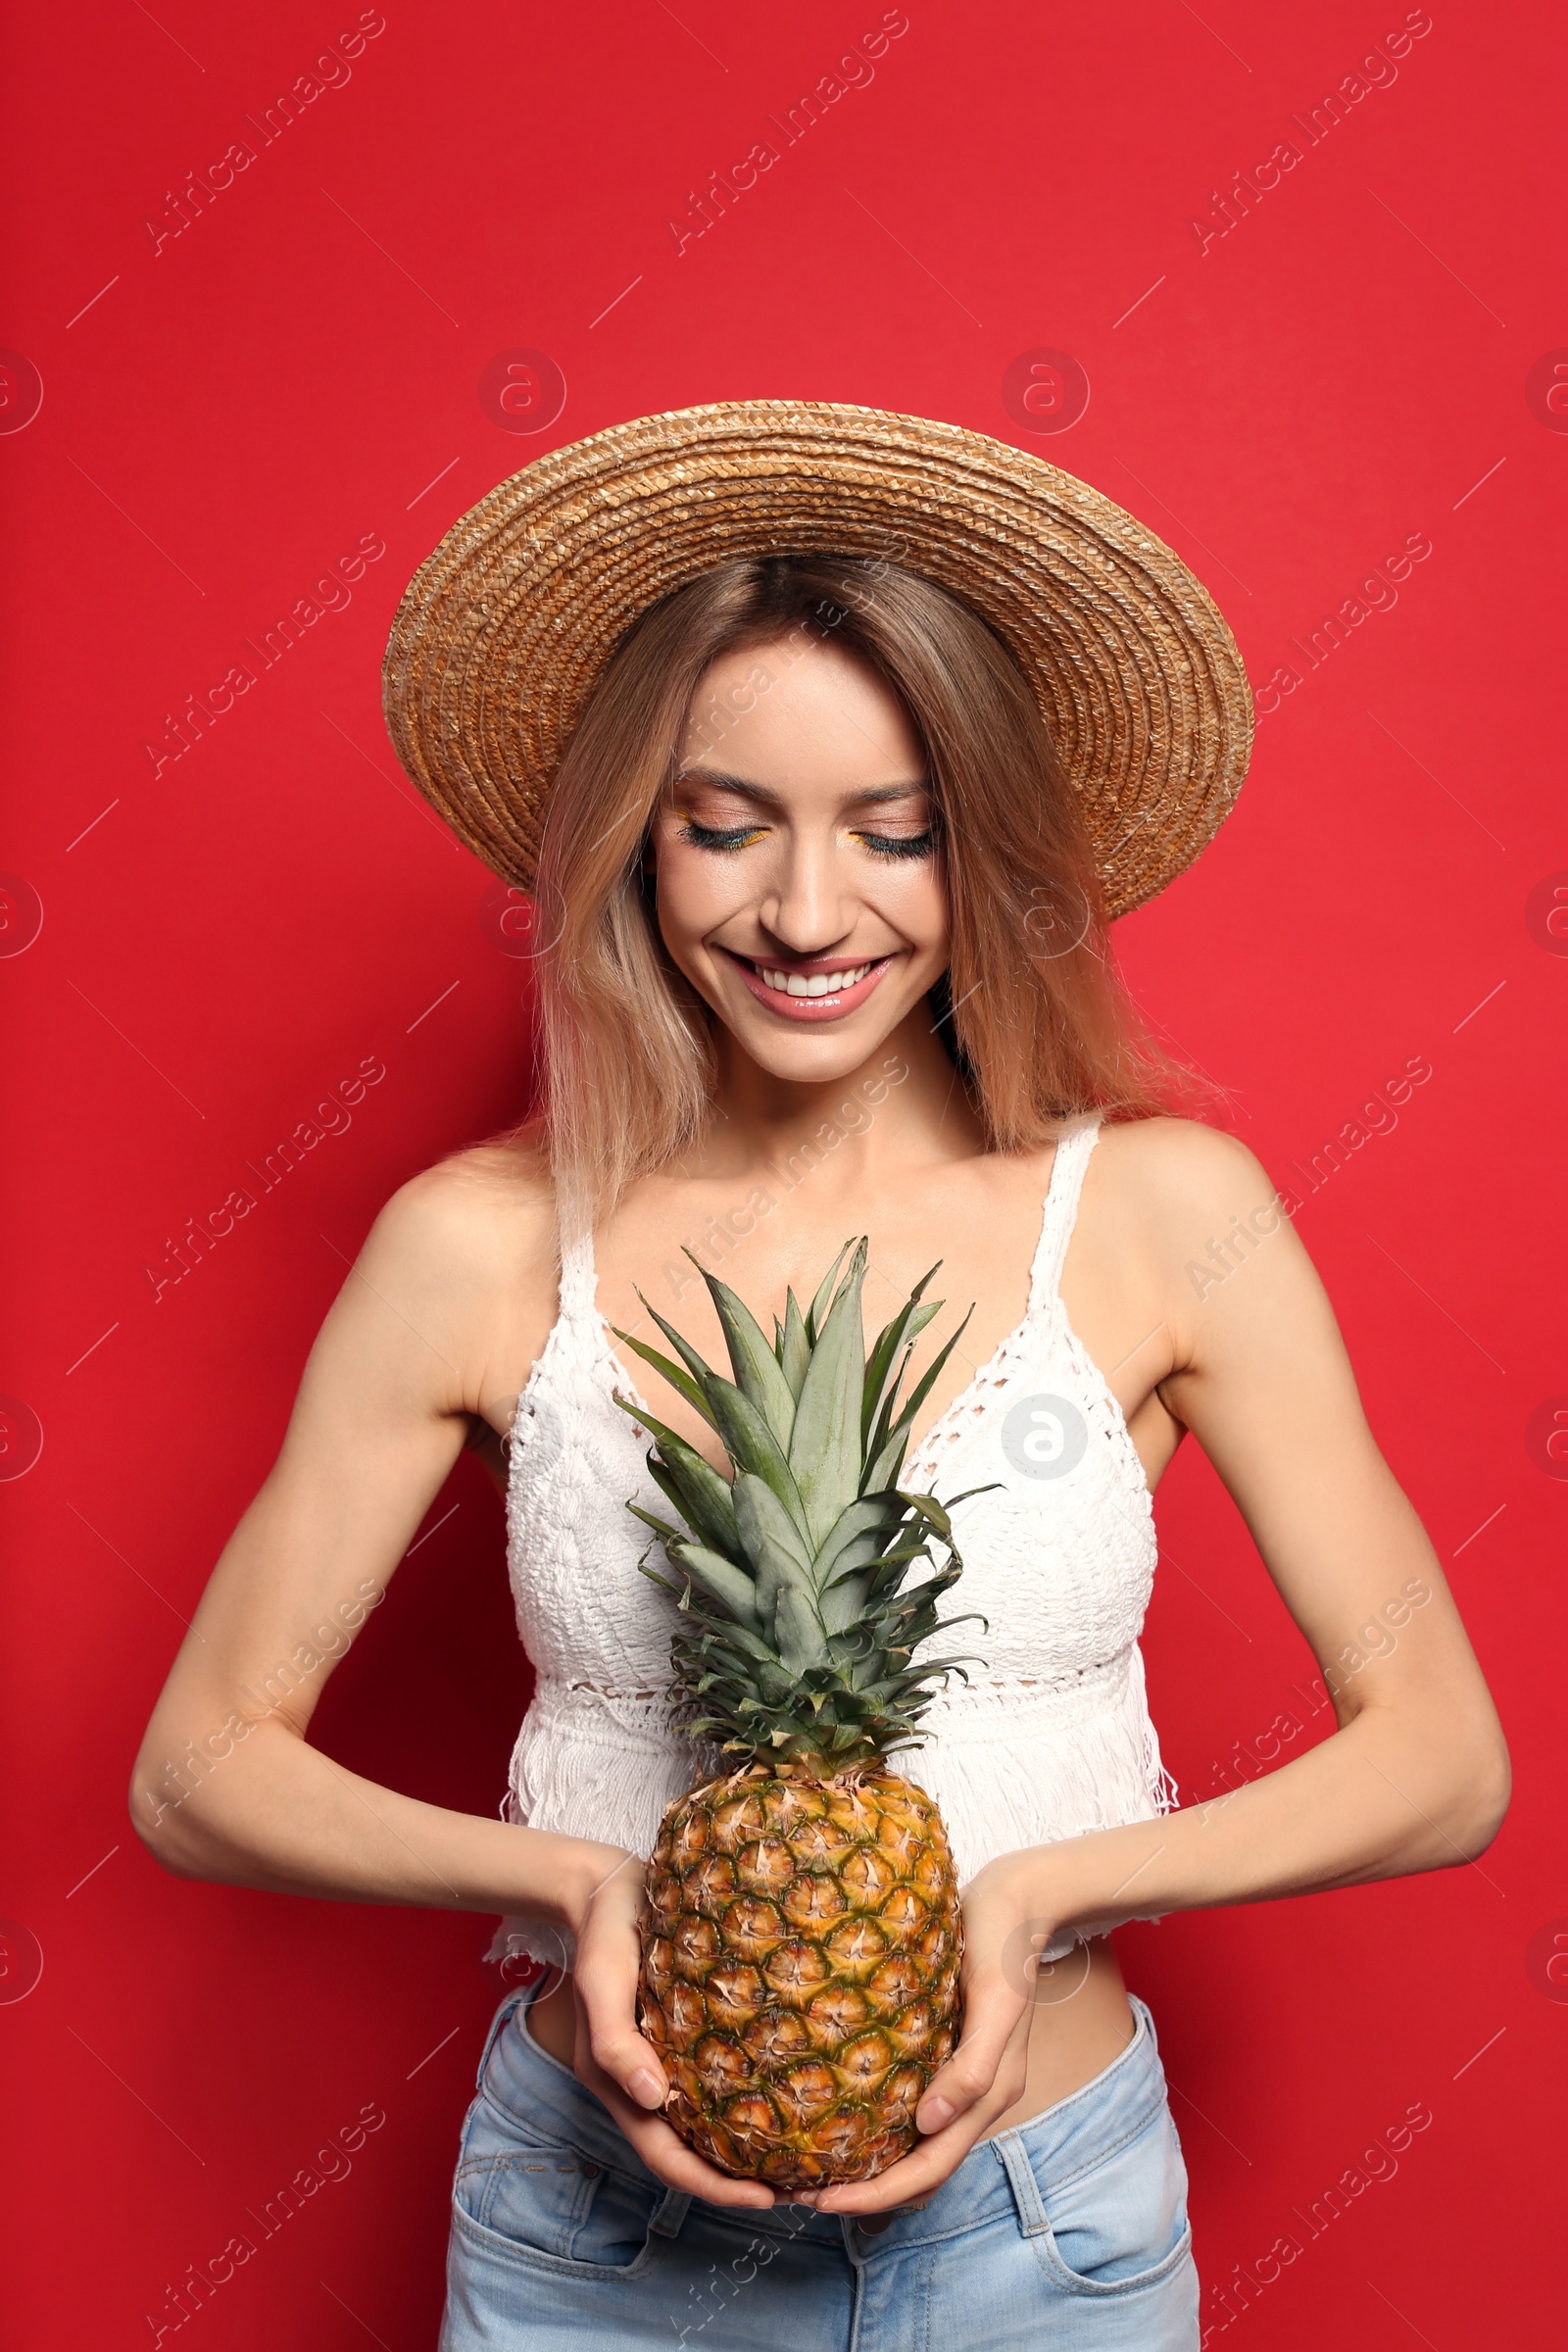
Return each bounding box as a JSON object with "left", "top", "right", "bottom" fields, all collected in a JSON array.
[
  {"left": 676, "top": 817, "right": 936, "bottom": 858},
  {"left": 852, "top": 828, "right": 936, "bottom": 860},
  {"left": 678, "top": 817, "right": 769, "bottom": 852}
]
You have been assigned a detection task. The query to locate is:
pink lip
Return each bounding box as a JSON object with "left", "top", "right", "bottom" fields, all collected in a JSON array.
[{"left": 722, "top": 950, "right": 895, "bottom": 1024}]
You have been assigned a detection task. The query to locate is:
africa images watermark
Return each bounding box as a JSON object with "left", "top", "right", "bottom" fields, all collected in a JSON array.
[
  {"left": 141, "top": 11, "right": 389, "bottom": 256},
  {"left": 139, "top": 1579, "right": 386, "bottom": 1836},
  {"left": 669, "top": 2208, "right": 818, "bottom": 2344},
  {"left": 1255, "top": 533, "right": 1434, "bottom": 719},
  {"left": 142, "top": 2097, "right": 388, "bottom": 2344},
  {"left": 141, "top": 532, "right": 387, "bottom": 778},
  {"left": 1199, "top": 2096, "right": 1436, "bottom": 2342},
  {"left": 1184, "top": 1054, "right": 1434, "bottom": 1300},
  {"left": 660, "top": 1054, "right": 911, "bottom": 1304},
  {"left": 1188, "top": 10, "right": 1433, "bottom": 259},
  {"left": 664, "top": 10, "right": 910, "bottom": 256},
  {"left": 141, "top": 1054, "right": 388, "bottom": 1302},
  {"left": 1193, "top": 1575, "right": 1436, "bottom": 1816}
]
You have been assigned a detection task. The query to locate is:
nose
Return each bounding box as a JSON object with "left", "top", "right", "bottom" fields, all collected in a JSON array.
[{"left": 758, "top": 821, "right": 857, "bottom": 956}]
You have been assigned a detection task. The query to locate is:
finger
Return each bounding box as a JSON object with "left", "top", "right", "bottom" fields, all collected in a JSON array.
[
  {"left": 813, "top": 2020, "right": 1031, "bottom": 2218},
  {"left": 583, "top": 2005, "right": 668, "bottom": 2109},
  {"left": 810, "top": 2098, "right": 1001, "bottom": 2216},
  {"left": 577, "top": 2048, "right": 776, "bottom": 2209},
  {"left": 572, "top": 1937, "right": 668, "bottom": 2110},
  {"left": 913, "top": 1968, "right": 1029, "bottom": 2134}
]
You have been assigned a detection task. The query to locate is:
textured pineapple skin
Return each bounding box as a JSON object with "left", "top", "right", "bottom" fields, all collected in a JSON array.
[{"left": 636, "top": 1760, "right": 963, "bottom": 2191}]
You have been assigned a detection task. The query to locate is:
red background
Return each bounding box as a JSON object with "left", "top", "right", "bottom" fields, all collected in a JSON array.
[{"left": 2, "top": 3, "right": 1564, "bottom": 2344}]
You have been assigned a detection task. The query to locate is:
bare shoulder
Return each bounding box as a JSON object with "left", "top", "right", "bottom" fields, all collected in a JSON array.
[
  {"left": 1092, "top": 1112, "right": 1277, "bottom": 1222},
  {"left": 1093, "top": 1114, "right": 1333, "bottom": 1369},
  {"left": 297, "top": 1132, "right": 562, "bottom": 1431},
  {"left": 1089, "top": 1114, "right": 1301, "bottom": 1286},
  {"left": 353, "top": 1133, "right": 560, "bottom": 1349},
  {"left": 370, "top": 1134, "right": 555, "bottom": 1270}
]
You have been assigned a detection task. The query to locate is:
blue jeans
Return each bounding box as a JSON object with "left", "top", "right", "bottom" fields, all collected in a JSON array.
[{"left": 440, "top": 1978, "right": 1199, "bottom": 2348}]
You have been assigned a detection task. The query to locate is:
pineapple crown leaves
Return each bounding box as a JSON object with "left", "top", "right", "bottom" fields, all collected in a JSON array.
[{"left": 612, "top": 1240, "right": 991, "bottom": 1765}]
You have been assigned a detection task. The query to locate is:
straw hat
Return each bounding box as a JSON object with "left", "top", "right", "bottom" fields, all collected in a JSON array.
[{"left": 381, "top": 399, "right": 1252, "bottom": 918}]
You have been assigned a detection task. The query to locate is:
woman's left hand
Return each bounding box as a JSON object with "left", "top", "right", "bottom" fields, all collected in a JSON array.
[{"left": 801, "top": 1849, "right": 1043, "bottom": 2217}]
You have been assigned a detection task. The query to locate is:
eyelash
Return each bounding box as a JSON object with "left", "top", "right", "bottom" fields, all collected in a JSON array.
[{"left": 677, "top": 819, "right": 937, "bottom": 861}]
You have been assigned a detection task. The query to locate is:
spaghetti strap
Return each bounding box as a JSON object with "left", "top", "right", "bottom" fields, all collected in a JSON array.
[
  {"left": 1027, "top": 1115, "right": 1102, "bottom": 1312},
  {"left": 556, "top": 1221, "right": 598, "bottom": 1325},
  {"left": 496, "top": 1092, "right": 1166, "bottom": 1986}
]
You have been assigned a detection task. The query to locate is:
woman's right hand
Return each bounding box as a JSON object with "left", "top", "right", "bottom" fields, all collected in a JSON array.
[{"left": 564, "top": 1840, "right": 778, "bottom": 2210}]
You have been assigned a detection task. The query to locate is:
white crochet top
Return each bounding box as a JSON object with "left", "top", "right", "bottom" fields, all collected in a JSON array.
[{"left": 488, "top": 1114, "right": 1175, "bottom": 1972}]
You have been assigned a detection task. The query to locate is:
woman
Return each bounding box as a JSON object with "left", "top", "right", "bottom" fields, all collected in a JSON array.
[{"left": 133, "top": 404, "right": 1508, "bottom": 2349}]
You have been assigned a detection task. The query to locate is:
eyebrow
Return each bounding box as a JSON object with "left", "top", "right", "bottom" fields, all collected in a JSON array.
[{"left": 673, "top": 765, "right": 931, "bottom": 807}]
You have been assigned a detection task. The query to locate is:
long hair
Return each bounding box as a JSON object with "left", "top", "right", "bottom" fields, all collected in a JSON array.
[{"left": 523, "top": 553, "right": 1190, "bottom": 1225}]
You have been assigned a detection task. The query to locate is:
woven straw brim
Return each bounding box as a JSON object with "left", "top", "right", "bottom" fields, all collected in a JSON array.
[{"left": 381, "top": 400, "right": 1252, "bottom": 918}]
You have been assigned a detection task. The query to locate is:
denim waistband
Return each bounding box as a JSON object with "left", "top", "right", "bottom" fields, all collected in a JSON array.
[{"left": 467, "top": 1977, "right": 1173, "bottom": 2265}]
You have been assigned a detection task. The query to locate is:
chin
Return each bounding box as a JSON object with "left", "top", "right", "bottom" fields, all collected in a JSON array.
[{"left": 733, "top": 1010, "right": 905, "bottom": 1082}]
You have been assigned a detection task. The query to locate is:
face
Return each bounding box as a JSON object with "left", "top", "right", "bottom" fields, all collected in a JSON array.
[{"left": 648, "top": 634, "right": 950, "bottom": 1082}]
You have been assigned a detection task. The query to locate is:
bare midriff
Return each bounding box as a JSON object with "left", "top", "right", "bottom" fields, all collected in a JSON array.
[{"left": 520, "top": 1934, "right": 1137, "bottom": 2153}]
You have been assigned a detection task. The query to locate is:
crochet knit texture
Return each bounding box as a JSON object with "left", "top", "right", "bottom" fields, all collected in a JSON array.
[{"left": 488, "top": 1115, "right": 1176, "bottom": 1974}]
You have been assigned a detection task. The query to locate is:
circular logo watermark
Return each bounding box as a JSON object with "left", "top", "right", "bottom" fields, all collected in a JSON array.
[
  {"left": 0, "top": 353, "right": 43, "bottom": 435},
  {"left": 1000, "top": 1392, "right": 1087, "bottom": 1481},
  {"left": 1526, "top": 1918, "right": 1568, "bottom": 2002},
  {"left": 1523, "top": 1383, "right": 1568, "bottom": 1477},
  {"left": 1525, "top": 1396, "right": 1568, "bottom": 1481},
  {"left": 0, "top": 874, "right": 43, "bottom": 956},
  {"left": 1525, "top": 349, "right": 1568, "bottom": 433},
  {"left": 1023, "top": 878, "right": 1093, "bottom": 959},
  {"left": 479, "top": 878, "right": 538, "bottom": 957},
  {"left": 497, "top": 1922, "right": 569, "bottom": 1984},
  {"left": 1002, "top": 348, "right": 1090, "bottom": 436},
  {"left": 0, "top": 1397, "right": 43, "bottom": 1481},
  {"left": 999, "top": 1917, "right": 1093, "bottom": 2004},
  {"left": 1525, "top": 871, "right": 1568, "bottom": 956},
  {"left": 0, "top": 1922, "right": 43, "bottom": 2003},
  {"left": 478, "top": 348, "right": 567, "bottom": 435}
]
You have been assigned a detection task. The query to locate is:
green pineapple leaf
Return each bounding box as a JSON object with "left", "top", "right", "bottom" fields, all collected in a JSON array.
[
  {"left": 628, "top": 1293, "right": 727, "bottom": 1405},
  {"left": 702, "top": 1374, "right": 811, "bottom": 1540},
  {"left": 697, "top": 1262, "right": 799, "bottom": 1452},
  {"left": 805, "top": 1242, "right": 855, "bottom": 1343},
  {"left": 642, "top": 1448, "right": 740, "bottom": 1562},
  {"left": 773, "top": 1582, "right": 830, "bottom": 1675},
  {"left": 623, "top": 1232, "right": 987, "bottom": 1768},
  {"left": 865, "top": 1306, "right": 976, "bottom": 1477},
  {"left": 861, "top": 1274, "right": 942, "bottom": 1449},
  {"left": 609, "top": 1325, "right": 713, "bottom": 1425},
  {"left": 732, "top": 1470, "right": 812, "bottom": 1642},
  {"left": 779, "top": 1290, "right": 810, "bottom": 1398},
  {"left": 787, "top": 1241, "right": 868, "bottom": 1547},
  {"left": 612, "top": 1395, "right": 741, "bottom": 1545},
  {"left": 631, "top": 1526, "right": 761, "bottom": 1631}
]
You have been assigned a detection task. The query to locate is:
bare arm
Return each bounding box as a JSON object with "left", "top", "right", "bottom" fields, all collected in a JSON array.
[
  {"left": 130, "top": 1150, "right": 776, "bottom": 2210},
  {"left": 815, "top": 1120, "right": 1510, "bottom": 2213},
  {"left": 129, "top": 1154, "right": 625, "bottom": 1930}
]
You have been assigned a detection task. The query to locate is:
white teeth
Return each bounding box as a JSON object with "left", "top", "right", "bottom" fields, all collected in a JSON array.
[{"left": 760, "top": 962, "right": 871, "bottom": 999}]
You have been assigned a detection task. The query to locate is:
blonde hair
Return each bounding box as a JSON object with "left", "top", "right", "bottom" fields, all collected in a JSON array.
[{"left": 525, "top": 554, "right": 1187, "bottom": 1224}]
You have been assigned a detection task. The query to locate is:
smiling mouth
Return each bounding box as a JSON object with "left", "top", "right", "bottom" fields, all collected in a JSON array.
[
  {"left": 757, "top": 960, "right": 875, "bottom": 999},
  {"left": 720, "top": 948, "right": 894, "bottom": 1018}
]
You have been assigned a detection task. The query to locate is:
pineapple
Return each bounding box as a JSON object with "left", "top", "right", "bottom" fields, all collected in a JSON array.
[{"left": 612, "top": 1240, "right": 985, "bottom": 2192}]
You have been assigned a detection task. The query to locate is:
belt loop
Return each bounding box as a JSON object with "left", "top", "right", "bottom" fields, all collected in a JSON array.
[
  {"left": 475, "top": 1987, "right": 527, "bottom": 2089},
  {"left": 995, "top": 2129, "right": 1051, "bottom": 2238},
  {"left": 650, "top": 2188, "right": 692, "bottom": 2238}
]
